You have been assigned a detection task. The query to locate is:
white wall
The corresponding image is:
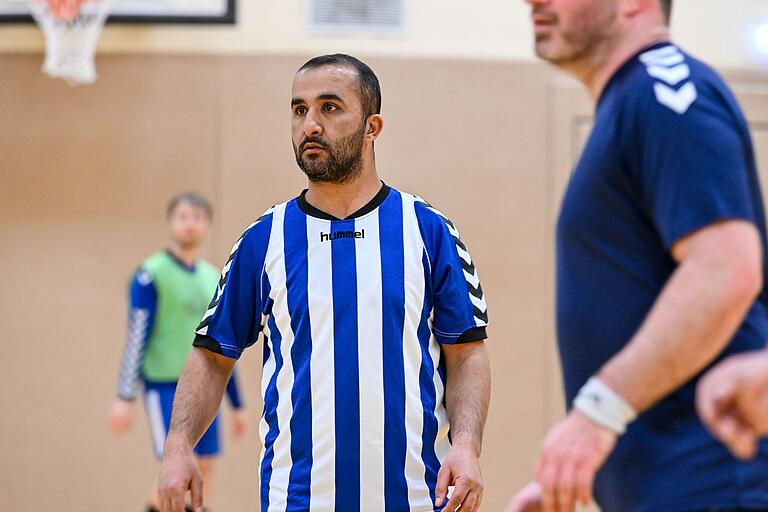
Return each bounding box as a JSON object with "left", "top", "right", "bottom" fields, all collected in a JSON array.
[{"left": 1, "top": 0, "right": 767, "bottom": 70}]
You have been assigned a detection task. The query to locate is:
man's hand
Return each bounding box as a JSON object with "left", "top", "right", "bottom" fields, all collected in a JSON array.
[
  {"left": 231, "top": 409, "right": 249, "bottom": 440},
  {"left": 535, "top": 410, "right": 617, "bottom": 512},
  {"left": 435, "top": 444, "right": 483, "bottom": 511},
  {"left": 697, "top": 350, "right": 768, "bottom": 459},
  {"left": 158, "top": 446, "right": 203, "bottom": 512},
  {"left": 506, "top": 481, "right": 544, "bottom": 512},
  {"left": 108, "top": 399, "right": 134, "bottom": 436}
]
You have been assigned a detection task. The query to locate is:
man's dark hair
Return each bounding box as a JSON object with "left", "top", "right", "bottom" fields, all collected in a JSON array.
[
  {"left": 659, "top": 0, "right": 672, "bottom": 24},
  {"left": 167, "top": 192, "right": 213, "bottom": 220},
  {"left": 297, "top": 54, "right": 382, "bottom": 120}
]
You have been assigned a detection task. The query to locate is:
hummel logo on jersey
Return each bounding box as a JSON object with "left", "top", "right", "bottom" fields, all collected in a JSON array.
[{"left": 320, "top": 229, "right": 365, "bottom": 242}]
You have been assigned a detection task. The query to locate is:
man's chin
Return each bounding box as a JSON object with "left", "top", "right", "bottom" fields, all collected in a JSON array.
[
  {"left": 534, "top": 40, "right": 556, "bottom": 60},
  {"left": 176, "top": 240, "right": 200, "bottom": 250}
]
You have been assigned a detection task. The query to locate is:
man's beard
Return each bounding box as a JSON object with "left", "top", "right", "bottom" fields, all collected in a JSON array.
[
  {"left": 294, "top": 126, "right": 366, "bottom": 184},
  {"left": 535, "top": 2, "right": 618, "bottom": 67}
]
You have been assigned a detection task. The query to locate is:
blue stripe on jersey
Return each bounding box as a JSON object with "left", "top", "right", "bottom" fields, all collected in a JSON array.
[
  {"left": 284, "top": 204, "right": 314, "bottom": 510},
  {"left": 260, "top": 314, "right": 283, "bottom": 511},
  {"left": 379, "top": 193, "right": 410, "bottom": 511},
  {"left": 331, "top": 221, "right": 361, "bottom": 509},
  {"left": 418, "top": 253, "right": 440, "bottom": 506}
]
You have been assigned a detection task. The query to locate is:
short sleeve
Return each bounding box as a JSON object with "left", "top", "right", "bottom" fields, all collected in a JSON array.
[
  {"left": 130, "top": 268, "right": 157, "bottom": 311},
  {"left": 630, "top": 85, "right": 756, "bottom": 249},
  {"left": 416, "top": 202, "right": 488, "bottom": 344},
  {"left": 193, "top": 216, "right": 272, "bottom": 359}
]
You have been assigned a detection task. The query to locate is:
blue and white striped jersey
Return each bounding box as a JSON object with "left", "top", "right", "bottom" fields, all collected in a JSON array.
[{"left": 194, "top": 184, "right": 488, "bottom": 511}]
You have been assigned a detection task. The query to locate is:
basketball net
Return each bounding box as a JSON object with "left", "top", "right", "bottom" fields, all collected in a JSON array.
[{"left": 28, "top": 0, "right": 111, "bottom": 85}]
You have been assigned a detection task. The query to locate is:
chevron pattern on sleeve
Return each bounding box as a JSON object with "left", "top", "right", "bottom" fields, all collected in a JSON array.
[
  {"left": 415, "top": 197, "right": 488, "bottom": 327},
  {"left": 117, "top": 308, "right": 150, "bottom": 400},
  {"left": 196, "top": 206, "right": 275, "bottom": 336},
  {"left": 640, "top": 45, "right": 698, "bottom": 115}
]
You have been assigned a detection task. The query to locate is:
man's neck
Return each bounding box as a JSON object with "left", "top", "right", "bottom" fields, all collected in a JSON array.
[
  {"left": 565, "top": 26, "right": 670, "bottom": 101},
  {"left": 168, "top": 244, "right": 198, "bottom": 267},
  {"left": 304, "top": 166, "right": 383, "bottom": 220}
]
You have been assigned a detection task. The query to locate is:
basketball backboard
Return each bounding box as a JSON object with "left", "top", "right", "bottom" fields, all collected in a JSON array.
[{"left": 0, "top": 0, "right": 235, "bottom": 24}]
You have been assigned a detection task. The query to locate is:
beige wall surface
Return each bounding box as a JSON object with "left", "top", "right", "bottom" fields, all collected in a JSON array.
[
  {"left": 1, "top": 52, "right": 767, "bottom": 511},
  {"left": 2, "top": 0, "right": 768, "bottom": 69}
]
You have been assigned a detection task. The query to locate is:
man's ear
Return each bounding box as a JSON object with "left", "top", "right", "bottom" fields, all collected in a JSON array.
[{"left": 366, "top": 114, "right": 384, "bottom": 141}]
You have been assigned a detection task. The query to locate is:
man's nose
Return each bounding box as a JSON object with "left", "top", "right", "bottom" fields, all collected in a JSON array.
[{"left": 303, "top": 109, "right": 323, "bottom": 138}]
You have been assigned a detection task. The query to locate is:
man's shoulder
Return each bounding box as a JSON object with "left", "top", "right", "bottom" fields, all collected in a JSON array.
[
  {"left": 140, "top": 251, "right": 171, "bottom": 275},
  {"left": 617, "top": 43, "right": 735, "bottom": 118},
  {"left": 235, "top": 203, "right": 280, "bottom": 250},
  {"left": 394, "top": 189, "right": 464, "bottom": 245},
  {"left": 394, "top": 189, "right": 449, "bottom": 225},
  {"left": 197, "top": 259, "right": 221, "bottom": 278}
]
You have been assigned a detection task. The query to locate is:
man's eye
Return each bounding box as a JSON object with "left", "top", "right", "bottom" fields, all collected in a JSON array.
[
  {"left": 295, "top": 106, "right": 307, "bottom": 116},
  {"left": 323, "top": 104, "right": 338, "bottom": 112}
]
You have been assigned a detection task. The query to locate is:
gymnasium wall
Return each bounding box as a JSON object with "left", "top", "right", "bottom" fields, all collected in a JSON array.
[
  {"left": 2, "top": 50, "right": 767, "bottom": 511},
  {"left": 1, "top": 0, "right": 768, "bottom": 69}
]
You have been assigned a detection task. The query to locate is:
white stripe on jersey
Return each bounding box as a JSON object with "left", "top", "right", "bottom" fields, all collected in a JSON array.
[
  {"left": 409, "top": 194, "right": 452, "bottom": 470},
  {"left": 264, "top": 203, "right": 296, "bottom": 512},
  {"left": 259, "top": 320, "right": 279, "bottom": 489},
  {"left": 430, "top": 336, "right": 452, "bottom": 466},
  {"left": 306, "top": 216, "right": 337, "bottom": 510},
  {"left": 145, "top": 389, "right": 166, "bottom": 459},
  {"left": 401, "top": 193, "right": 433, "bottom": 510},
  {"left": 355, "top": 212, "right": 386, "bottom": 511}
]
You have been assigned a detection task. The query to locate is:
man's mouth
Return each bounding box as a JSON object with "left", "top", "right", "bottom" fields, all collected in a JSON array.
[
  {"left": 302, "top": 142, "right": 326, "bottom": 154},
  {"left": 532, "top": 11, "right": 557, "bottom": 30}
]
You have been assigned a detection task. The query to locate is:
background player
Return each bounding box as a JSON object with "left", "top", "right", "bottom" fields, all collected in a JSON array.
[
  {"left": 508, "top": 0, "right": 768, "bottom": 511},
  {"left": 108, "top": 192, "right": 250, "bottom": 512},
  {"left": 155, "top": 54, "right": 491, "bottom": 512}
]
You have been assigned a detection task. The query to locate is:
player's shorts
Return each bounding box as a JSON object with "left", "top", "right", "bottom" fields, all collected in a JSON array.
[{"left": 143, "top": 380, "right": 221, "bottom": 460}]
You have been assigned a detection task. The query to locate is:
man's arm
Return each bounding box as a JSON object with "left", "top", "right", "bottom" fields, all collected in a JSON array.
[
  {"left": 108, "top": 270, "right": 157, "bottom": 436},
  {"left": 599, "top": 220, "right": 763, "bottom": 410},
  {"left": 157, "top": 347, "right": 235, "bottom": 512},
  {"left": 434, "top": 340, "right": 491, "bottom": 512},
  {"left": 528, "top": 220, "right": 763, "bottom": 512}
]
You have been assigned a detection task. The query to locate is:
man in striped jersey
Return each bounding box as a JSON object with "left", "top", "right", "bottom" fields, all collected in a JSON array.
[{"left": 157, "top": 54, "right": 491, "bottom": 512}]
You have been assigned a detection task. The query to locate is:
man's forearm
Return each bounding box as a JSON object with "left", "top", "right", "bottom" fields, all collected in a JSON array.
[
  {"left": 444, "top": 342, "right": 491, "bottom": 455},
  {"left": 599, "top": 251, "right": 760, "bottom": 413},
  {"left": 165, "top": 347, "right": 235, "bottom": 452}
]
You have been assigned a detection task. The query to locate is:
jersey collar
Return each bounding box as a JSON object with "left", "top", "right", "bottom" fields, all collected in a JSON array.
[
  {"left": 297, "top": 182, "right": 391, "bottom": 221},
  {"left": 164, "top": 249, "right": 197, "bottom": 273}
]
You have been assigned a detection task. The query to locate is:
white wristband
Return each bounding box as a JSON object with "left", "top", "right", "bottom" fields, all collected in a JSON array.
[{"left": 573, "top": 377, "right": 637, "bottom": 435}]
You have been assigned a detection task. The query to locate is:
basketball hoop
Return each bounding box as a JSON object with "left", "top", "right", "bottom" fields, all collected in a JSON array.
[{"left": 28, "top": 0, "right": 111, "bottom": 86}]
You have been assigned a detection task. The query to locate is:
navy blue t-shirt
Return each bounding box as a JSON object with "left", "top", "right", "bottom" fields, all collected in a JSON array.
[{"left": 557, "top": 42, "right": 768, "bottom": 512}]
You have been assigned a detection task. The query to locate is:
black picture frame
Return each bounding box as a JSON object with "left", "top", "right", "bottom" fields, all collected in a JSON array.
[{"left": 0, "top": 0, "right": 236, "bottom": 24}]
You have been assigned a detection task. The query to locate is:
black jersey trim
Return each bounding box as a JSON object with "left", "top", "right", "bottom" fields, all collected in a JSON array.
[
  {"left": 456, "top": 326, "right": 488, "bottom": 344},
  {"left": 164, "top": 249, "right": 197, "bottom": 273},
  {"left": 193, "top": 334, "right": 224, "bottom": 356},
  {"left": 297, "top": 182, "right": 391, "bottom": 221}
]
